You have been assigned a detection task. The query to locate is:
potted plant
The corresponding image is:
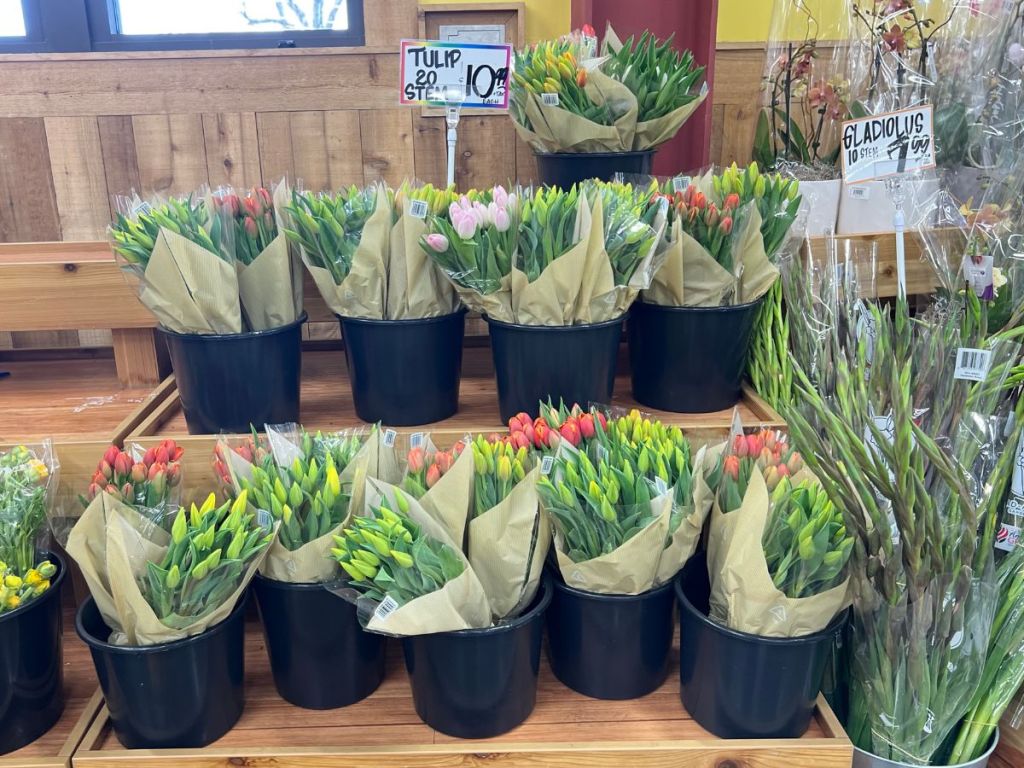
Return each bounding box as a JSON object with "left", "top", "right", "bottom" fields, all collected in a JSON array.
[
  {"left": 329, "top": 446, "right": 551, "bottom": 739},
  {"left": 423, "top": 183, "right": 658, "bottom": 422},
  {"left": 538, "top": 409, "right": 712, "bottom": 700},
  {"left": 110, "top": 185, "right": 306, "bottom": 434},
  {"left": 286, "top": 182, "right": 465, "bottom": 426},
  {"left": 753, "top": 0, "right": 853, "bottom": 235},
  {"left": 216, "top": 425, "right": 386, "bottom": 710},
  {"left": 0, "top": 444, "right": 64, "bottom": 756},
  {"left": 678, "top": 427, "right": 851, "bottom": 739},
  {"left": 630, "top": 163, "right": 798, "bottom": 413},
  {"left": 510, "top": 24, "right": 707, "bottom": 186},
  {"left": 66, "top": 441, "right": 274, "bottom": 749}
]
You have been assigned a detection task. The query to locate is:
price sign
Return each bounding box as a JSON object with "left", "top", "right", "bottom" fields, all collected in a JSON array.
[
  {"left": 840, "top": 105, "right": 936, "bottom": 184},
  {"left": 400, "top": 39, "right": 512, "bottom": 109}
]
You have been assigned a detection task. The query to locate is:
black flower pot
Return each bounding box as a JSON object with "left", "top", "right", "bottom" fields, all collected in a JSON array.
[
  {"left": 0, "top": 552, "right": 65, "bottom": 756},
  {"left": 545, "top": 574, "right": 674, "bottom": 700},
  {"left": 628, "top": 297, "right": 764, "bottom": 413},
  {"left": 486, "top": 316, "right": 623, "bottom": 423},
  {"left": 160, "top": 313, "right": 305, "bottom": 435},
  {"left": 402, "top": 578, "right": 552, "bottom": 739},
  {"left": 676, "top": 554, "right": 849, "bottom": 739},
  {"left": 253, "top": 574, "right": 386, "bottom": 710},
  {"left": 534, "top": 150, "right": 656, "bottom": 187},
  {"left": 338, "top": 309, "right": 466, "bottom": 426},
  {"left": 76, "top": 595, "right": 247, "bottom": 749}
]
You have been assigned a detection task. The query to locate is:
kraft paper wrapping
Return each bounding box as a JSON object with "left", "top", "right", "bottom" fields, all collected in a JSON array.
[
  {"left": 734, "top": 205, "right": 779, "bottom": 305},
  {"left": 362, "top": 479, "right": 492, "bottom": 635},
  {"left": 67, "top": 491, "right": 272, "bottom": 646},
  {"left": 706, "top": 469, "right": 849, "bottom": 638},
  {"left": 510, "top": 193, "right": 593, "bottom": 326},
  {"left": 413, "top": 442, "right": 474, "bottom": 548},
  {"left": 453, "top": 275, "right": 515, "bottom": 325},
  {"left": 236, "top": 182, "right": 303, "bottom": 332},
  {"left": 139, "top": 228, "right": 242, "bottom": 334},
  {"left": 653, "top": 444, "right": 713, "bottom": 586},
  {"left": 552, "top": 491, "right": 673, "bottom": 595},
  {"left": 300, "top": 186, "right": 390, "bottom": 320},
  {"left": 388, "top": 203, "right": 460, "bottom": 320},
  {"left": 576, "top": 194, "right": 618, "bottom": 324},
  {"left": 468, "top": 466, "right": 551, "bottom": 620},
  {"left": 515, "top": 68, "right": 638, "bottom": 154}
]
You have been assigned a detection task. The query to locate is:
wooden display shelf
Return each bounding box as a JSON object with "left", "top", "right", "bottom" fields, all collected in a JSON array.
[
  {"left": 71, "top": 624, "right": 852, "bottom": 768},
  {"left": 128, "top": 348, "right": 784, "bottom": 442},
  {"left": 0, "top": 626, "right": 102, "bottom": 768},
  {"left": 0, "top": 359, "right": 168, "bottom": 443}
]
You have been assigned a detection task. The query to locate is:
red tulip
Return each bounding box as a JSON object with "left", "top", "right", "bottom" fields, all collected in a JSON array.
[
  {"left": 425, "top": 464, "right": 442, "bottom": 488},
  {"left": 98, "top": 461, "right": 113, "bottom": 481},
  {"left": 244, "top": 217, "right": 258, "bottom": 238},
  {"left": 720, "top": 216, "right": 734, "bottom": 235},
  {"left": 155, "top": 446, "right": 169, "bottom": 464},
  {"left": 510, "top": 431, "right": 531, "bottom": 451},
  {"left": 559, "top": 418, "right": 582, "bottom": 447},
  {"left": 407, "top": 446, "right": 425, "bottom": 474},
  {"left": 167, "top": 464, "right": 181, "bottom": 486},
  {"left": 724, "top": 193, "right": 741, "bottom": 211},
  {"left": 579, "top": 413, "right": 596, "bottom": 439},
  {"left": 142, "top": 447, "right": 157, "bottom": 466},
  {"left": 582, "top": 23, "right": 596, "bottom": 37},
  {"left": 113, "top": 452, "right": 132, "bottom": 477},
  {"left": 533, "top": 421, "right": 551, "bottom": 449},
  {"left": 257, "top": 187, "right": 273, "bottom": 209}
]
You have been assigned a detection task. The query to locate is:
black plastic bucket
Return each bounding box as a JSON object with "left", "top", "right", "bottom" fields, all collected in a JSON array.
[
  {"left": 253, "top": 573, "right": 386, "bottom": 710},
  {"left": 160, "top": 313, "right": 305, "bottom": 435},
  {"left": 338, "top": 309, "right": 465, "bottom": 426},
  {"left": 676, "top": 554, "right": 848, "bottom": 739},
  {"left": 535, "top": 150, "right": 656, "bottom": 187},
  {"left": 76, "top": 594, "right": 247, "bottom": 749},
  {"left": 402, "top": 578, "right": 552, "bottom": 738},
  {"left": 0, "top": 553, "right": 65, "bottom": 756},
  {"left": 545, "top": 575, "right": 674, "bottom": 700},
  {"left": 628, "top": 297, "right": 764, "bottom": 413},
  {"left": 486, "top": 316, "right": 622, "bottom": 423}
]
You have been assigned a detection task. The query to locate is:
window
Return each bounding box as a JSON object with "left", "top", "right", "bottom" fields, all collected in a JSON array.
[{"left": 0, "top": 0, "right": 365, "bottom": 53}]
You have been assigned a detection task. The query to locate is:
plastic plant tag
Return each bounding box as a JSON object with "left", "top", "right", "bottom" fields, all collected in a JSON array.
[
  {"left": 954, "top": 348, "right": 993, "bottom": 382},
  {"left": 383, "top": 429, "right": 397, "bottom": 448},
  {"left": 410, "top": 432, "right": 425, "bottom": 449},
  {"left": 409, "top": 199, "right": 429, "bottom": 219},
  {"left": 995, "top": 523, "right": 1021, "bottom": 552},
  {"left": 541, "top": 92, "right": 560, "bottom": 107},
  {"left": 961, "top": 252, "right": 995, "bottom": 298}
]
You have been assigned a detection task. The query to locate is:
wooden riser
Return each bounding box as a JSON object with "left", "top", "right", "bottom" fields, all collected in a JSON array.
[{"left": 71, "top": 624, "right": 852, "bottom": 768}]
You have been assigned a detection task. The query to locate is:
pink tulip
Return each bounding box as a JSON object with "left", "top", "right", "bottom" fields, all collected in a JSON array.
[
  {"left": 453, "top": 212, "right": 477, "bottom": 239},
  {"left": 492, "top": 185, "right": 508, "bottom": 208},
  {"left": 425, "top": 233, "right": 449, "bottom": 252},
  {"left": 494, "top": 207, "right": 511, "bottom": 232}
]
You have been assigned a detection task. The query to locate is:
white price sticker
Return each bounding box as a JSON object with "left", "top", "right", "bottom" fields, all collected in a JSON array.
[
  {"left": 373, "top": 595, "right": 400, "bottom": 621},
  {"left": 130, "top": 201, "right": 152, "bottom": 217},
  {"left": 409, "top": 199, "right": 429, "bottom": 219},
  {"left": 540, "top": 455, "right": 554, "bottom": 475},
  {"left": 256, "top": 509, "right": 273, "bottom": 530},
  {"left": 849, "top": 185, "right": 871, "bottom": 201},
  {"left": 410, "top": 432, "right": 425, "bottom": 449},
  {"left": 954, "top": 348, "right": 992, "bottom": 382},
  {"left": 672, "top": 176, "right": 691, "bottom": 193},
  {"left": 541, "top": 92, "right": 560, "bottom": 107},
  {"left": 383, "top": 429, "right": 397, "bottom": 448}
]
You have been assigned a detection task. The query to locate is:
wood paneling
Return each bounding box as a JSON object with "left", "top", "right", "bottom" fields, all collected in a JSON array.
[
  {"left": 0, "top": 117, "right": 60, "bottom": 241},
  {"left": 131, "top": 113, "right": 209, "bottom": 196},
  {"left": 202, "top": 112, "right": 262, "bottom": 190},
  {"left": 45, "top": 116, "right": 110, "bottom": 241},
  {"left": 96, "top": 115, "right": 142, "bottom": 216},
  {"left": 257, "top": 110, "right": 364, "bottom": 192},
  {"left": 359, "top": 108, "right": 415, "bottom": 186}
]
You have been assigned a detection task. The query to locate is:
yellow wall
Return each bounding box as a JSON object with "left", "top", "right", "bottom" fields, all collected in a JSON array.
[{"left": 418, "top": 0, "right": 569, "bottom": 44}]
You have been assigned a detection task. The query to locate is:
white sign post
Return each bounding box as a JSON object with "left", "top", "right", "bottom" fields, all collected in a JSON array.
[
  {"left": 400, "top": 40, "right": 512, "bottom": 188},
  {"left": 840, "top": 105, "right": 937, "bottom": 298}
]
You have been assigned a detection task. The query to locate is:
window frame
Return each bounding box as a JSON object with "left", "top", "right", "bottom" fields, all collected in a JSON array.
[{"left": 0, "top": 0, "right": 365, "bottom": 53}]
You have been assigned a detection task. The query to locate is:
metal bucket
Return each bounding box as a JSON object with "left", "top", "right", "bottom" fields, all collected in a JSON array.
[{"left": 851, "top": 730, "right": 999, "bottom": 768}]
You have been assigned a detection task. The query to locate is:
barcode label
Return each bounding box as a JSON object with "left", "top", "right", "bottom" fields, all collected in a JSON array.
[
  {"left": 849, "top": 185, "right": 871, "bottom": 201},
  {"left": 540, "top": 455, "right": 554, "bottom": 475},
  {"left": 954, "top": 348, "right": 992, "bottom": 382},
  {"left": 131, "top": 201, "right": 152, "bottom": 216},
  {"left": 672, "top": 176, "right": 690, "bottom": 193},
  {"left": 409, "top": 432, "right": 424, "bottom": 449},
  {"left": 409, "top": 199, "right": 429, "bottom": 219},
  {"left": 541, "top": 93, "right": 560, "bottom": 107},
  {"left": 256, "top": 509, "right": 272, "bottom": 530},
  {"left": 373, "top": 595, "right": 400, "bottom": 621},
  {"left": 383, "top": 429, "right": 397, "bottom": 448},
  {"left": 996, "top": 523, "right": 1021, "bottom": 552}
]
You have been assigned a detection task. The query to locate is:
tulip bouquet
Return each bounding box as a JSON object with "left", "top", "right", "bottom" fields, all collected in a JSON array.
[
  {"left": 510, "top": 24, "right": 707, "bottom": 153},
  {"left": 397, "top": 436, "right": 473, "bottom": 548},
  {"left": 0, "top": 444, "right": 58, "bottom": 612},
  {"left": 506, "top": 400, "right": 608, "bottom": 454},
  {"left": 402, "top": 440, "right": 466, "bottom": 499},
  {"left": 285, "top": 184, "right": 391, "bottom": 319},
  {"left": 420, "top": 186, "right": 518, "bottom": 317},
  {"left": 218, "top": 424, "right": 373, "bottom": 583},
  {"left": 213, "top": 431, "right": 269, "bottom": 494},
  {"left": 143, "top": 492, "right": 274, "bottom": 625},
  {"left": 80, "top": 441, "right": 184, "bottom": 528},
  {"left": 705, "top": 426, "right": 850, "bottom": 637},
  {"left": 716, "top": 162, "right": 802, "bottom": 262},
  {"left": 109, "top": 193, "right": 243, "bottom": 334},
  {"left": 466, "top": 435, "right": 549, "bottom": 618},
  {"left": 213, "top": 184, "right": 303, "bottom": 332},
  {"left": 329, "top": 482, "right": 491, "bottom": 634}
]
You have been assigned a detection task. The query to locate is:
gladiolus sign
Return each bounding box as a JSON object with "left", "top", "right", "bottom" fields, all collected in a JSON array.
[{"left": 400, "top": 39, "right": 512, "bottom": 109}]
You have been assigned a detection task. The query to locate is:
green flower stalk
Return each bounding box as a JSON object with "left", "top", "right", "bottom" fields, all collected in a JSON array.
[
  {"left": 517, "top": 186, "right": 582, "bottom": 282},
  {"left": 0, "top": 445, "right": 51, "bottom": 580},
  {"left": 715, "top": 161, "right": 801, "bottom": 261},
  {"left": 110, "top": 195, "right": 231, "bottom": 271},
  {"left": 330, "top": 494, "right": 464, "bottom": 605},
  {"left": 603, "top": 30, "right": 706, "bottom": 122},
  {"left": 143, "top": 492, "right": 273, "bottom": 622},
  {"left": 284, "top": 185, "right": 379, "bottom": 285},
  {"left": 748, "top": 281, "right": 793, "bottom": 410},
  {"left": 588, "top": 181, "right": 659, "bottom": 286},
  {"left": 236, "top": 430, "right": 363, "bottom": 551}
]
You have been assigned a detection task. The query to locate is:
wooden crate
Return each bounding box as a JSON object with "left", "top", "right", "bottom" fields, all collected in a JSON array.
[
  {"left": 0, "top": 628, "right": 102, "bottom": 768},
  {"left": 125, "top": 348, "right": 785, "bottom": 443},
  {"left": 70, "top": 624, "right": 852, "bottom": 768}
]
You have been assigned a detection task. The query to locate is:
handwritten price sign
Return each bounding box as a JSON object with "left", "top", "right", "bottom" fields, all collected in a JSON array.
[
  {"left": 840, "top": 105, "right": 936, "bottom": 185},
  {"left": 400, "top": 39, "right": 512, "bottom": 109}
]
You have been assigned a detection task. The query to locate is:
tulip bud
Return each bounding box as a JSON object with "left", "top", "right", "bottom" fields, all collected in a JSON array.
[
  {"left": 155, "top": 446, "right": 169, "bottom": 464},
  {"left": 392, "top": 549, "right": 414, "bottom": 568},
  {"left": 426, "top": 463, "right": 442, "bottom": 488},
  {"left": 720, "top": 216, "right": 734, "bottom": 235},
  {"left": 435, "top": 450, "right": 454, "bottom": 474},
  {"left": 788, "top": 452, "right": 804, "bottom": 474},
  {"left": 130, "top": 462, "right": 147, "bottom": 483},
  {"left": 103, "top": 445, "right": 120, "bottom": 467},
  {"left": 497, "top": 455, "right": 512, "bottom": 482},
  {"left": 560, "top": 419, "right": 581, "bottom": 447},
  {"left": 166, "top": 564, "right": 181, "bottom": 589},
  {"left": 121, "top": 482, "right": 134, "bottom": 499},
  {"left": 764, "top": 465, "right": 780, "bottom": 491},
  {"left": 580, "top": 413, "right": 596, "bottom": 439},
  {"left": 200, "top": 493, "right": 217, "bottom": 517},
  {"left": 38, "top": 561, "right": 57, "bottom": 579},
  {"left": 114, "top": 452, "right": 132, "bottom": 477}
]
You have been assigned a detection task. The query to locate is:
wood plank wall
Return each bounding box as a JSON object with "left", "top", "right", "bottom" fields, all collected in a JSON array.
[{"left": 0, "top": 20, "right": 766, "bottom": 351}]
